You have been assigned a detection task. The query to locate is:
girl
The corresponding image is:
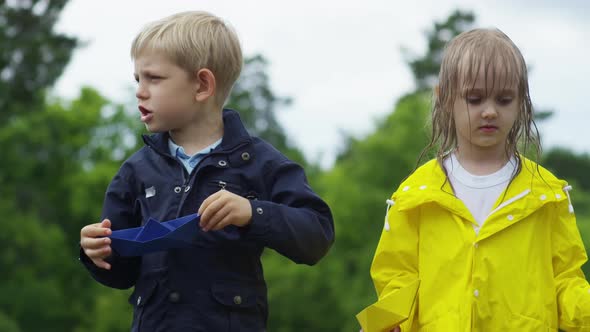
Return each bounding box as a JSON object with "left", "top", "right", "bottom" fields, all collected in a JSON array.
[{"left": 368, "top": 28, "right": 590, "bottom": 331}]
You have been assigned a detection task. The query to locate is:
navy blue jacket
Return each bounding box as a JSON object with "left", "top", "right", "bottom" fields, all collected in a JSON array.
[{"left": 80, "top": 109, "right": 334, "bottom": 332}]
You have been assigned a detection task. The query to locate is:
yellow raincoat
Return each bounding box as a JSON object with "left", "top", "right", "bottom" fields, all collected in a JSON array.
[{"left": 370, "top": 157, "right": 590, "bottom": 331}]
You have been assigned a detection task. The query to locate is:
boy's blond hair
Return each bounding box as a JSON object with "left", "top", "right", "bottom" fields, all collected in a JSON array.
[{"left": 131, "top": 11, "right": 243, "bottom": 105}]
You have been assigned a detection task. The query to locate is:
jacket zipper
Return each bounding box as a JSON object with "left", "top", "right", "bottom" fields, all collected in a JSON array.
[
  {"left": 485, "top": 189, "right": 530, "bottom": 219},
  {"left": 173, "top": 142, "right": 250, "bottom": 217}
]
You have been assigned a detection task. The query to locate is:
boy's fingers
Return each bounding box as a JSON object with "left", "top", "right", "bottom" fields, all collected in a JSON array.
[
  {"left": 81, "top": 223, "right": 112, "bottom": 237},
  {"left": 205, "top": 207, "right": 231, "bottom": 231},
  {"left": 84, "top": 244, "right": 111, "bottom": 258},
  {"left": 91, "top": 257, "right": 111, "bottom": 270},
  {"left": 210, "top": 214, "right": 232, "bottom": 231},
  {"left": 198, "top": 190, "right": 223, "bottom": 215},
  {"left": 81, "top": 236, "right": 111, "bottom": 250},
  {"left": 199, "top": 195, "right": 226, "bottom": 227},
  {"left": 101, "top": 219, "right": 112, "bottom": 230}
]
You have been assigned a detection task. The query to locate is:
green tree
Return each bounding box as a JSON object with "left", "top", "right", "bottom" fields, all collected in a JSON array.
[
  {"left": 225, "top": 54, "right": 308, "bottom": 167},
  {"left": 403, "top": 9, "right": 475, "bottom": 91},
  {"left": 0, "top": 0, "right": 77, "bottom": 115},
  {"left": 262, "top": 92, "right": 431, "bottom": 331}
]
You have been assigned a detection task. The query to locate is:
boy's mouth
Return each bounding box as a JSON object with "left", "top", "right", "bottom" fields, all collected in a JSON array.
[{"left": 139, "top": 106, "right": 153, "bottom": 123}]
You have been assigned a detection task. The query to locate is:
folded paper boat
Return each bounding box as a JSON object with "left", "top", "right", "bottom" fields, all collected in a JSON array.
[
  {"left": 356, "top": 280, "right": 420, "bottom": 332},
  {"left": 109, "top": 213, "right": 200, "bottom": 256}
]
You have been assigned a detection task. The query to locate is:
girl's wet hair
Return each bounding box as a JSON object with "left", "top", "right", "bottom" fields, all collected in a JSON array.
[{"left": 419, "top": 28, "right": 541, "bottom": 175}]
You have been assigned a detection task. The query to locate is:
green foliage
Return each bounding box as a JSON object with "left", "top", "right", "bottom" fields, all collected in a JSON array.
[
  {"left": 403, "top": 9, "right": 475, "bottom": 90},
  {"left": 226, "top": 54, "right": 307, "bottom": 166},
  {"left": 2, "top": 4, "right": 589, "bottom": 332},
  {"left": 0, "top": 0, "right": 77, "bottom": 115},
  {"left": 263, "top": 92, "right": 432, "bottom": 331},
  {"left": 0, "top": 87, "right": 140, "bottom": 331},
  {"left": 543, "top": 148, "right": 590, "bottom": 191}
]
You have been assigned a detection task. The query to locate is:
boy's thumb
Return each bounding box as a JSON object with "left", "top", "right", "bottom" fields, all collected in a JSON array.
[{"left": 102, "top": 219, "right": 112, "bottom": 229}]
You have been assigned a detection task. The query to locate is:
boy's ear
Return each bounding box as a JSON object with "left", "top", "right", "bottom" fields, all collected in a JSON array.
[{"left": 195, "top": 68, "right": 216, "bottom": 102}]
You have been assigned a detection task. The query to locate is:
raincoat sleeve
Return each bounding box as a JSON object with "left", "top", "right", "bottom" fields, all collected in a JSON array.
[
  {"left": 552, "top": 198, "right": 590, "bottom": 331},
  {"left": 369, "top": 199, "right": 419, "bottom": 332}
]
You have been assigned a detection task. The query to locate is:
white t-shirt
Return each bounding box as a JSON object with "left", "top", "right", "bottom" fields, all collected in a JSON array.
[{"left": 443, "top": 153, "right": 517, "bottom": 234}]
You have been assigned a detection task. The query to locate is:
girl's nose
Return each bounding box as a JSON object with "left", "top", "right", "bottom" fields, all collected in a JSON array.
[{"left": 482, "top": 103, "right": 498, "bottom": 119}]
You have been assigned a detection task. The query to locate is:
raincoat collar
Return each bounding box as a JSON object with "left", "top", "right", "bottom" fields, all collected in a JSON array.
[{"left": 392, "top": 157, "right": 571, "bottom": 241}]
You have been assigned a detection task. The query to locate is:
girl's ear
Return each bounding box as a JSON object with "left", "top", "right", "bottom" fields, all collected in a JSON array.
[{"left": 194, "top": 68, "right": 216, "bottom": 102}]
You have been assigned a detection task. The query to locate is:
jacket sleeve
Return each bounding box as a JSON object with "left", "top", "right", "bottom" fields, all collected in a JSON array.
[
  {"left": 242, "top": 160, "right": 334, "bottom": 265},
  {"left": 370, "top": 199, "right": 420, "bottom": 332},
  {"left": 553, "top": 198, "right": 590, "bottom": 331},
  {"left": 79, "top": 165, "right": 142, "bottom": 289}
]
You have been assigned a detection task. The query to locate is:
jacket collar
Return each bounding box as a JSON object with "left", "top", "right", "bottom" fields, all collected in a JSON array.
[{"left": 142, "top": 109, "right": 252, "bottom": 156}]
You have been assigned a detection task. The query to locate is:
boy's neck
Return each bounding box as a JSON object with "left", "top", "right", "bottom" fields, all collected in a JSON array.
[
  {"left": 454, "top": 146, "right": 512, "bottom": 176},
  {"left": 169, "top": 108, "right": 224, "bottom": 156}
]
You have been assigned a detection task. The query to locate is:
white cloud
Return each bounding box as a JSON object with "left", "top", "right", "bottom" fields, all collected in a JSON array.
[{"left": 53, "top": 0, "right": 590, "bottom": 168}]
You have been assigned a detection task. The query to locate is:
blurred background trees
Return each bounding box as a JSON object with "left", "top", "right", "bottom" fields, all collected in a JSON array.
[{"left": 0, "top": 2, "right": 587, "bottom": 331}]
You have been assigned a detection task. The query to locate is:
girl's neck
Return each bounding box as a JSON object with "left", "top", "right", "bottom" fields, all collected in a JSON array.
[{"left": 454, "top": 146, "right": 512, "bottom": 176}]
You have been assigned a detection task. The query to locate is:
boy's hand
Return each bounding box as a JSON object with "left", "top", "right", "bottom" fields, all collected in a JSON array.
[
  {"left": 80, "top": 219, "right": 113, "bottom": 270},
  {"left": 198, "top": 189, "right": 252, "bottom": 232}
]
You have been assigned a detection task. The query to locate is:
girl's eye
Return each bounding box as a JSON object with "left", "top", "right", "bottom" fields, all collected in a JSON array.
[
  {"left": 497, "top": 96, "right": 513, "bottom": 105},
  {"left": 466, "top": 95, "right": 482, "bottom": 105}
]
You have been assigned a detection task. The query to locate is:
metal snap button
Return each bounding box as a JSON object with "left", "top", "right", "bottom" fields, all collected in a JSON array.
[
  {"left": 256, "top": 207, "right": 264, "bottom": 215},
  {"left": 233, "top": 295, "right": 242, "bottom": 305},
  {"left": 137, "top": 296, "right": 142, "bottom": 305},
  {"left": 174, "top": 186, "right": 182, "bottom": 193},
  {"left": 184, "top": 185, "right": 191, "bottom": 193},
  {"left": 241, "top": 152, "right": 250, "bottom": 161},
  {"left": 218, "top": 160, "right": 227, "bottom": 167},
  {"left": 168, "top": 291, "right": 180, "bottom": 303}
]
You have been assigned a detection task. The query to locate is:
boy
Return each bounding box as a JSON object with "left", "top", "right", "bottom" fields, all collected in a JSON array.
[{"left": 79, "top": 11, "right": 334, "bottom": 331}]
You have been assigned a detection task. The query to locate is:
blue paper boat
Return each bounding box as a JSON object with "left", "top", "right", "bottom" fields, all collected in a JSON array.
[{"left": 109, "top": 213, "right": 200, "bottom": 256}]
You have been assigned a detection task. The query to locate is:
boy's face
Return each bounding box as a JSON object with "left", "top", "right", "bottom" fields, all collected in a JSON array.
[
  {"left": 134, "top": 51, "right": 199, "bottom": 133},
  {"left": 452, "top": 63, "right": 520, "bottom": 156}
]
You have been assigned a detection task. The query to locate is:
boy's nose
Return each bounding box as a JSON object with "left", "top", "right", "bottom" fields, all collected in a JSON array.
[{"left": 136, "top": 85, "right": 149, "bottom": 100}]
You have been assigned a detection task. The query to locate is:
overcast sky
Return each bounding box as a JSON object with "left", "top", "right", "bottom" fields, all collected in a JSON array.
[{"left": 53, "top": 0, "right": 589, "bottom": 168}]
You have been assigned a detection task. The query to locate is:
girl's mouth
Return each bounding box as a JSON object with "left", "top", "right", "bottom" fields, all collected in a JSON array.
[{"left": 479, "top": 125, "right": 498, "bottom": 133}]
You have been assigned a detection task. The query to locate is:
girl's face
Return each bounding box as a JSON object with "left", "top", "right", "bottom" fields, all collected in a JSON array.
[{"left": 452, "top": 64, "right": 520, "bottom": 157}]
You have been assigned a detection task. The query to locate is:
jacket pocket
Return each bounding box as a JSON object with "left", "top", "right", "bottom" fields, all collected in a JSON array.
[
  {"left": 510, "top": 312, "right": 557, "bottom": 331},
  {"left": 211, "top": 281, "right": 267, "bottom": 332},
  {"left": 128, "top": 279, "right": 158, "bottom": 331},
  {"left": 207, "top": 179, "right": 247, "bottom": 196}
]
